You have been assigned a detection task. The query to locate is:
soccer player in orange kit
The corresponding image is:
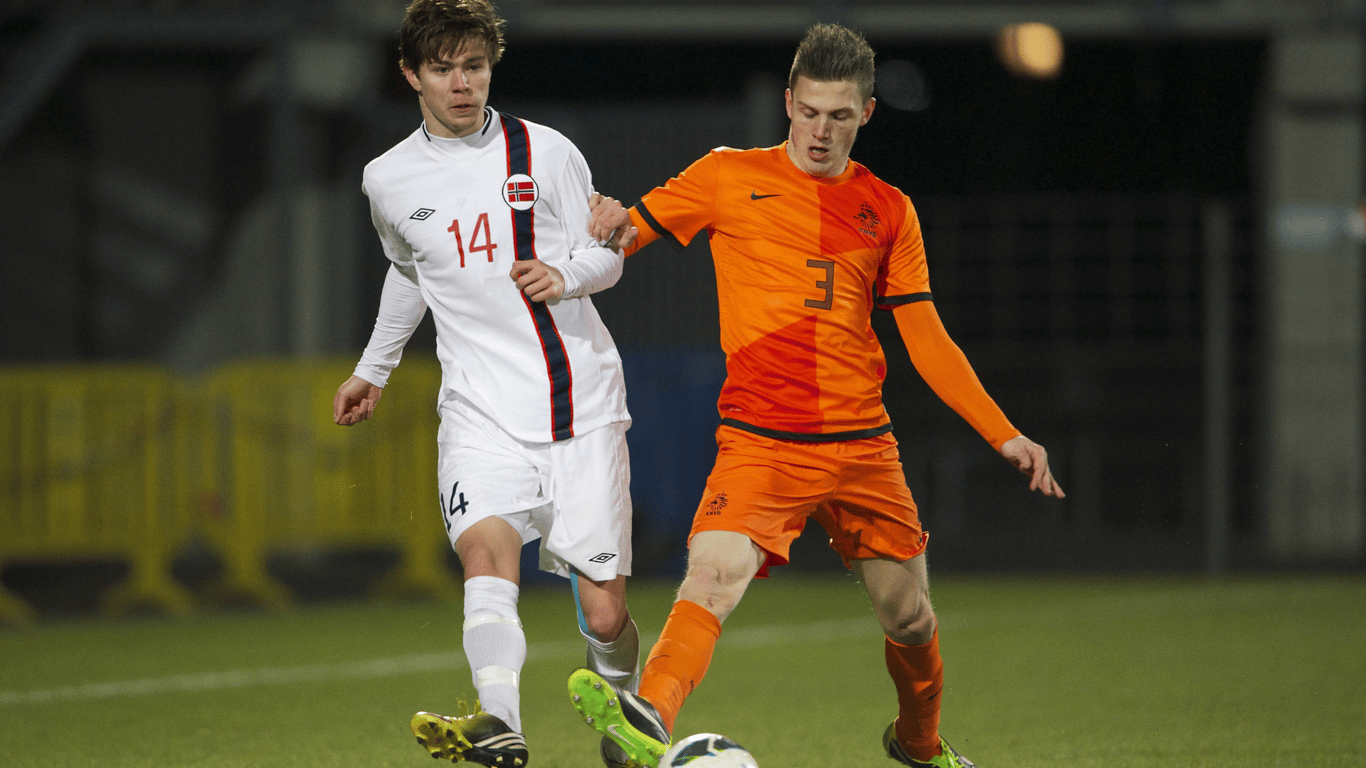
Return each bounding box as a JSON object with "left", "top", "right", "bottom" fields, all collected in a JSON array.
[{"left": 567, "top": 23, "right": 1064, "bottom": 768}]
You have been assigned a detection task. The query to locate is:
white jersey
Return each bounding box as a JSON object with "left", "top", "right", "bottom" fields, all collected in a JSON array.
[{"left": 354, "top": 108, "right": 629, "bottom": 443}]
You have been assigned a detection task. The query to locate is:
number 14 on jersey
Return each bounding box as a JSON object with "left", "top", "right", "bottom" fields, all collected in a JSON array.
[{"left": 447, "top": 213, "right": 498, "bottom": 267}]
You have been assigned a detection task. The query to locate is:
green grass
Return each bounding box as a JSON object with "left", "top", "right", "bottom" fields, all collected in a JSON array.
[{"left": 2, "top": 573, "right": 1364, "bottom": 767}]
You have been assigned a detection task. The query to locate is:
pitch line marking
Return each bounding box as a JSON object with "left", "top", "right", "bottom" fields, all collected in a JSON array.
[
  {"left": 0, "top": 617, "right": 879, "bottom": 707},
  {"left": 9, "top": 582, "right": 1288, "bottom": 709}
]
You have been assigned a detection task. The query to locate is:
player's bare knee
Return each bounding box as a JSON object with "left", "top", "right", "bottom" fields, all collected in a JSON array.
[
  {"left": 574, "top": 573, "right": 629, "bottom": 640},
  {"left": 454, "top": 519, "right": 521, "bottom": 580},
  {"left": 580, "top": 599, "right": 629, "bottom": 641},
  {"left": 884, "top": 597, "right": 936, "bottom": 645},
  {"left": 679, "top": 585, "right": 741, "bottom": 621},
  {"left": 678, "top": 561, "right": 748, "bottom": 621}
]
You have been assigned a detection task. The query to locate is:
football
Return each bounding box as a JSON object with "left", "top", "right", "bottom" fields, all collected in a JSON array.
[{"left": 660, "top": 733, "right": 759, "bottom": 767}]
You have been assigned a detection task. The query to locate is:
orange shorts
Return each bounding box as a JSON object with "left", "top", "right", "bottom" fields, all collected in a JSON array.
[{"left": 690, "top": 425, "right": 929, "bottom": 577}]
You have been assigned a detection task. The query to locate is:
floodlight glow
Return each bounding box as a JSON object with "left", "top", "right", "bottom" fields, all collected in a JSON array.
[{"left": 997, "top": 23, "right": 1064, "bottom": 79}]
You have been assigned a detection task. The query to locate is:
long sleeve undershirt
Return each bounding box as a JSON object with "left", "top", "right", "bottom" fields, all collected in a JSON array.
[
  {"left": 559, "top": 240, "right": 624, "bottom": 298},
  {"left": 353, "top": 264, "right": 427, "bottom": 388},
  {"left": 891, "top": 300, "right": 1020, "bottom": 451}
]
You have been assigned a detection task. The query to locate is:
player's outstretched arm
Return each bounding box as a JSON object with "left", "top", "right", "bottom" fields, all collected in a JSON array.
[
  {"left": 999, "top": 435, "right": 1065, "bottom": 497},
  {"left": 333, "top": 375, "right": 383, "bottom": 426},
  {"left": 892, "top": 300, "right": 1064, "bottom": 497}
]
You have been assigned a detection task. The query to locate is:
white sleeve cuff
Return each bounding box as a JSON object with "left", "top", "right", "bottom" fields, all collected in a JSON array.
[{"left": 559, "top": 243, "right": 625, "bottom": 298}]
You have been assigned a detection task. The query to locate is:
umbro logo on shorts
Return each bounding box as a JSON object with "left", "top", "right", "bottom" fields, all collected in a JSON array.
[
  {"left": 588, "top": 552, "right": 617, "bottom": 564},
  {"left": 410, "top": 207, "right": 435, "bottom": 220}
]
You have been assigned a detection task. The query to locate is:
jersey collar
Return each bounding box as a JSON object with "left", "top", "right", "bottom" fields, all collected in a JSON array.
[{"left": 420, "top": 107, "right": 500, "bottom": 154}]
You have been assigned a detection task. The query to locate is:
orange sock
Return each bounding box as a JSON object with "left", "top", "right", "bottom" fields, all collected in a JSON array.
[
  {"left": 637, "top": 599, "right": 722, "bottom": 734},
  {"left": 885, "top": 629, "right": 944, "bottom": 762}
]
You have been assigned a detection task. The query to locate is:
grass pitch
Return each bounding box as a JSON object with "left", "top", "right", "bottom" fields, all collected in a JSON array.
[{"left": 1, "top": 573, "right": 1363, "bottom": 767}]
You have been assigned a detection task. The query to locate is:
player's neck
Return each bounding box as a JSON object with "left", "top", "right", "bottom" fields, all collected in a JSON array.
[{"left": 783, "top": 140, "right": 850, "bottom": 179}]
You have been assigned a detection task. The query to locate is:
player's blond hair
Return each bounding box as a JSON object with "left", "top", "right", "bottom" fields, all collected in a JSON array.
[
  {"left": 399, "top": 0, "right": 506, "bottom": 72},
  {"left": 788, "top": 23, "right": 876, "bottom": 102}
]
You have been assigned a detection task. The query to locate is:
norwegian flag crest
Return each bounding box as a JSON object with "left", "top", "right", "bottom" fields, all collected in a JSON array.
[{"left": 503, "top": 173, "right": 539, "bottom": 211}]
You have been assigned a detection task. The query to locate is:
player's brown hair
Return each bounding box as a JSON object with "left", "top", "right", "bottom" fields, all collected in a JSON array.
[
  {"left": 788, "top": 23, "right": 876, "bottom": 102},
  {"left": 399, "top": 0, "right": 506, "bottom": 73}
]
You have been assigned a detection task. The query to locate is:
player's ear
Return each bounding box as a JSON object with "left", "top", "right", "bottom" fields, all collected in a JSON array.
[
  {"left": 402, "top": 64, "right": 422, "bottom": 92},
  {"left": 784, "top": 88, "right": 794, "bottom": 119},
  {"left": 860, "top": 96, "right": 876, "bottom": 126}
]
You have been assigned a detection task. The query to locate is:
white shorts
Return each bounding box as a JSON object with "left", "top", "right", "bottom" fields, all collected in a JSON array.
[{"left": 436, "top": 400, "right": 632, "bottom": 581}]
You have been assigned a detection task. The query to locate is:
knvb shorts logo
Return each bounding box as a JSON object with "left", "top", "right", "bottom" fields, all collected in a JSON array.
[
  {"left": 703, "top": 493, "right": 728, "bottom": 516},
  {"left": 503, "top": 174, "right": 539, "bottom": 211}
]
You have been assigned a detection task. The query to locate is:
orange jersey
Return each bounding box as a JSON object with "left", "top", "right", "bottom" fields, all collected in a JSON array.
[{"left": 626, "top": 144, "right": 933, "bottom": 439}]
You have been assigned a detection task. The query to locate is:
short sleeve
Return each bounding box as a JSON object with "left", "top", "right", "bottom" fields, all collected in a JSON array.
[
  {"left": 634, "top": 150, "right": 723, "bottom": 252},
  {"left": 875, "top": 195, "right": 932, "bottom": 309}
]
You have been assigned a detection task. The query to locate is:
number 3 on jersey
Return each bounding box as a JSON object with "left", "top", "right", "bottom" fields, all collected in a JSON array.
[
  {"left": 447, "top": 213, "right": 498, "bottom": 268},
  {"left": 805, "top": 258, "right": 834, "bottom": 310}
]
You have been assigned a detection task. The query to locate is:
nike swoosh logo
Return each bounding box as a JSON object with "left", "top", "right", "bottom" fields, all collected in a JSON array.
[
  {"left": 750, "top": 191, "right": 782, "bottom": 200},
  {"left": 607, "top": 723, "right": 662, "bottom": 756}
]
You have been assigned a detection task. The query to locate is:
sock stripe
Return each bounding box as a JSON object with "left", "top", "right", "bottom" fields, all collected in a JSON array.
[
  {"left": 463, "top": 613, "right": 522, "bottom": 631},
  {"left": 474, "top": 665, "right": 520, "bottom": 688}
]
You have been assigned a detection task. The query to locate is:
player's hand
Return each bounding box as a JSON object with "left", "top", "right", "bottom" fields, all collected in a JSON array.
[
  {"left": 511, "top": 259, "right": 565, "bottom": 302},
  {"left": 999, "top": 435, "right": 1065, "bottom": 498},
  {"left": 588, "top": 192, "right": 637, "bottom": 251},
  {"left": 333, "top": 375, "right": 382, "bottom": 426}
]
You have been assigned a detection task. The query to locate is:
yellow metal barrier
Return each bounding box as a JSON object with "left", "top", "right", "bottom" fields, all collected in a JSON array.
[
  {"left": 0, "top": 365, "right": 197, "bottom": 621},
  {"left": 198, "top": 357, "right": 456, "bottom": 609},
  {"left": 0, "top": 358, "right": 458, "bottom": 622}
]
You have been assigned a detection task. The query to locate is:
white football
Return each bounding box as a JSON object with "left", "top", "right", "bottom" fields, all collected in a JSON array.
[{"left": 660, "top": 733, "right": 759, "bottom": 767}]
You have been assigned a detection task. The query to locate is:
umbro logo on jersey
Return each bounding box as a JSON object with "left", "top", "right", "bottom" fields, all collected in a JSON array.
[
  {"left": 750, "top": 191, "right": 782, "bottom": 200},
  {"left": 588, "top": 552, "right": 617, "bottom": 564},
  {"left": 410, "top": 208, "right": 435, "bottom": 220},
  {"left": 504, "top": 173, "right": 539, "bottom": 211}
]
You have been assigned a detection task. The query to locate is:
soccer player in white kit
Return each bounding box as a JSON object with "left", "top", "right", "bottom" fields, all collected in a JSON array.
[{"left": 332, "top": 2, "right": 638, "bottom": 766}]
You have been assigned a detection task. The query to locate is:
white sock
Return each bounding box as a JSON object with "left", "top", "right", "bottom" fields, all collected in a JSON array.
[
  {"left": 462, "top": 576, "right": 526, "bottom": 733},
  {"left": 583, "top": 614, "right": 640, "bottom": 694}
]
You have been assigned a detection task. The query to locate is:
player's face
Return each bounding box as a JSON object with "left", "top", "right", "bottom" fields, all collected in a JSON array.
[
  {"left": 405, "top": 39, "right": 492, "bottom": 139},
  {"left": 784, "top": 76, "right": 875, "bottom": 178}
]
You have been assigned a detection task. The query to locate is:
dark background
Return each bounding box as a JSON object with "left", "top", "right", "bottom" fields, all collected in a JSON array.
[{"left": 2, "top": 1, "right": 1352, "bottom": 617}]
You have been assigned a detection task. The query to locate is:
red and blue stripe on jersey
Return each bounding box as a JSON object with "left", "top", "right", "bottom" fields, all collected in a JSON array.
[{"left": 501, "top": 113, "right": 576, "bottom": 441}]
